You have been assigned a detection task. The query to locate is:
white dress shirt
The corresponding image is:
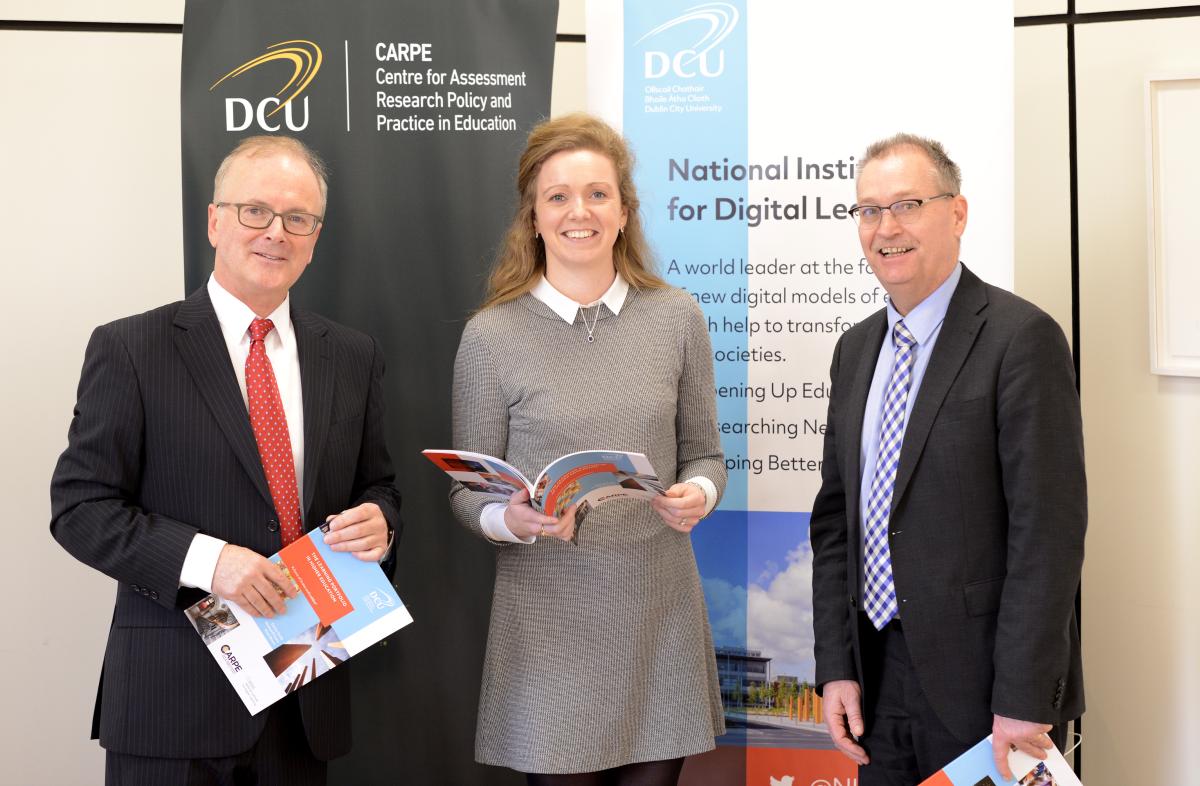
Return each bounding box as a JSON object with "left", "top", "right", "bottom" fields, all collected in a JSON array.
[
  {"left": 178, "top": 274, "right": 305, "bottom": 590},
  {"left": 480, "top": 274, "right": 718, "bottom": 543}
]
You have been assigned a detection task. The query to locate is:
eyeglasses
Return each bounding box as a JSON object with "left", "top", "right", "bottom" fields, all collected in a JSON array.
[
  {"left": 848, "top": 193, "right": 955, "bottom": 226},
  {"left": 215, "top": 202, "right": 323, "bottom": 236}
]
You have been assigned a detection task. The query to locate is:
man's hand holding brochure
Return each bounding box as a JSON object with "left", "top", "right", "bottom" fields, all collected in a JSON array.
[
  {"left": 185, "top": 522, "right": 412, "bottom": 715},
  {"left": 919, "top": 735, "right": 1082, "bottom": 786}
]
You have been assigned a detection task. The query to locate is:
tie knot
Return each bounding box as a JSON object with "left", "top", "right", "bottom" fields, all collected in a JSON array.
[
  {"left": 893, "top": 320, "right": 916, "bottom": 350},
  {"left": 249, "top": 318, "right": 275, "bottom": 343}
]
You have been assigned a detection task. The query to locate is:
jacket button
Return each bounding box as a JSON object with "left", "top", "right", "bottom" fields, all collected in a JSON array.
[
  {"left": 266, "top": 518, "right": 279, "bottom": 532},
  {"left": 849, "top": 596, "right": 856, "bottom": 608}
]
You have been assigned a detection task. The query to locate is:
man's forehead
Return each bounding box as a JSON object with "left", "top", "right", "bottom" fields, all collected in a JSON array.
[
  {"left": 221, "top": 153, "right": 322, "bottom": 205},
  {"left": 225, "top": 150, "right": 311, "bottom": 181},
  {"left": 856, "top": 150, "right": 940, "bottom": 198}
]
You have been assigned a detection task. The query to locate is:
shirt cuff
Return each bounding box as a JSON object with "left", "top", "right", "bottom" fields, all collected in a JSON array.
[
  {"left": 481, "top": 502, "right": 535, "bottom": 544},
  {"left": 684, "top": 476, "right": 718, "bottom": 515},
  {"left": 179, "top": 533, "right": 227, "bottom": 592},
  {"left": 378, "top": 522, "right": 395, "bottom": 563}
]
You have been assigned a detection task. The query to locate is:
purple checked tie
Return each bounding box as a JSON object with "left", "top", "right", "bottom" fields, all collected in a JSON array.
[{"left": 863, "top": 320, "right": 917, "bottom": 630}]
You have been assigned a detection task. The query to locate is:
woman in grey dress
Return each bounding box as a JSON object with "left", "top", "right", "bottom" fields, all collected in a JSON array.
[{"left": 450, "top": 113, "right": 727, "bottom": 786}]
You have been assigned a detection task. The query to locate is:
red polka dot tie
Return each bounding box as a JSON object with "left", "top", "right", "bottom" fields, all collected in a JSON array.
[{"left": 246, "top": 318, "right": 302, "bottom": 546}]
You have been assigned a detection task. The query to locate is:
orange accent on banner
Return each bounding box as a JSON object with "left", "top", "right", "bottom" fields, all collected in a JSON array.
[
  {"left": 544, "top": 462, "right": 618, "bottom": 513},
  {"left": 279, "top": 537, "right": 353, "bottom": 626},
  {"left": 746, "top": 748, "right": 858, "bottom": 786},
  {"left": 680, "top": 746, "right": 858, "bottom": 786}
]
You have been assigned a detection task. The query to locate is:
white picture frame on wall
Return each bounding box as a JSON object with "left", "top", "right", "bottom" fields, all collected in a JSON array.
[{"left": 1145, "top": 74, "right": 1200, "bottom": 377}]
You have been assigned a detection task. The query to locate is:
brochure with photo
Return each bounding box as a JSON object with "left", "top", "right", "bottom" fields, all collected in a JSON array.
[
  {"left": 422, "top": 448, "right": 666, "bottom": 539},
  {"left": 920, "top": 735, "right": 1081, "bottom": 786},
  {"left": 185, "top": 523, "right": 413, "bottom": 715}
]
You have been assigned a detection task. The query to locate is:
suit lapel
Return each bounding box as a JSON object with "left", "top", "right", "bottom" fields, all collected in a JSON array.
[
  {"left": 173, "top": 288, "right": 273, "bottom": 507},
  {"left": 890, "top": 266, "right": 988, "bottom": 509},
  {"left": 293, "top": 308, "right": 333, "bottom": 517}
]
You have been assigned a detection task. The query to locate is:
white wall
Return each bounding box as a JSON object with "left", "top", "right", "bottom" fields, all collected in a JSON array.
[
  {"left": 1014, "top": 24, "right": 1072, "bottom": 344},
  {"left": 1074, "top": 16, "right": 1200, "bottom": 780},
  {"left": 0, "top": 0, "right": 180, "bottom": 22},
  {"left": 1014, "top": 12, "right": 1200, "bottom": 782},
  {"left": 0, "top": 28, "right": 184, "bottom": 786},
  {"left": 1016, "top": 10, "right": 1200, "bottom": 782}
]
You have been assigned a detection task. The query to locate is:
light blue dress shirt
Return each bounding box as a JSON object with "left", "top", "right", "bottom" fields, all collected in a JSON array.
[{"left": 858, "top": 263, "right": 963, "bottom": 591}]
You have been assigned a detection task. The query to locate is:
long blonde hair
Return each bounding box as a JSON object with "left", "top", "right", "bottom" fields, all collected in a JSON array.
[{"left": 480, "top": 113, "right": 665, "bottom": 310}]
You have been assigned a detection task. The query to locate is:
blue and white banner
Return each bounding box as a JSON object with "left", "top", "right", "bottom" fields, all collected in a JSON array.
[{"left": 589, "top": 2, "right": 1012, "bottom": 782}]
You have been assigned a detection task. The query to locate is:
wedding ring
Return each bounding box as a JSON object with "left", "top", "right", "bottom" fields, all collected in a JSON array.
[{"left": 539, "top": 524, "right": 546, "bottom": 537}]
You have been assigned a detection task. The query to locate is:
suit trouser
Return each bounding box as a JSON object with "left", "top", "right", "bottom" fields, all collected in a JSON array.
[
  {"left": 104, "top": 694, "right": 326, "bottom": 786},
  {"left": 856, "top": 614, "right": 1068, "bottom": 785}
]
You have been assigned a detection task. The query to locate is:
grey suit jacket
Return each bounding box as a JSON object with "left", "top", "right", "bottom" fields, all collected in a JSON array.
[
  {"left": 810, "top": 265, "right": 1086, "bottom": 742},
  {"left": 50, "top": 287, "right": 402, "bottom": 760}
]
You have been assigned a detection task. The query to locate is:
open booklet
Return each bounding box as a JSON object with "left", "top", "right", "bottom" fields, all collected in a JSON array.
[
  {"left": 184, "top": 522, "right": 413, "bottom": 715},
  {"left": 920, "top": 735, "right": 1082, "bottom": 786},
  {"left": 422, "top": 448, "right": 666, "bottom": 538}
]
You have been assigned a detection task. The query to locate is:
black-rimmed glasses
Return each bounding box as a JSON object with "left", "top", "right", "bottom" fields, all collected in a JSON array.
[
  {"left": 215, "top": 202, "right": 323, "bottom": 236},
  {"left": 848, "top": 193, "right": 955, "bottom": 226}
]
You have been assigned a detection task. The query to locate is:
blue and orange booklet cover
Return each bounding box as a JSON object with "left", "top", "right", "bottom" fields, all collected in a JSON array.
[
  {"left": 185, "top": 523, "right": 413, "bottom": 714},
  {"left": 423, "top": 448, "right": 666, "bottom": 532},
  {"left": 920, "top": 735, "right": 1082, "bottom": 786}
]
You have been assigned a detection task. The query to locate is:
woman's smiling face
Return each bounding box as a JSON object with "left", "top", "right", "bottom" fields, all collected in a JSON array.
[{"left": 533, "top": 148, "right": 628, "bottom": 277}]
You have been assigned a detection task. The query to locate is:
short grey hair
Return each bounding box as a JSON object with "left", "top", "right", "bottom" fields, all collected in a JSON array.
[
  {"left": 212, "top": 135, "right": 329, "bottom": 212},
  {"left": 859, "top": 133, "right": 961, "bottom": 195}
]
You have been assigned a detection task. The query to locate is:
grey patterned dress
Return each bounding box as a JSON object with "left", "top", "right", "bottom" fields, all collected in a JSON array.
[{"left": 449, "top": 285, "right": 727, "bottom": 774}]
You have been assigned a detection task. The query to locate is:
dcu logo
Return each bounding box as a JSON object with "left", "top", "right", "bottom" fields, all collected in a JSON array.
[
  {"left": 364, "top": 589, "right": 396, "bottom": 611},
  {"left": 211, "top": 39, "right": 322, "bottom": 132},
  {"left": 636, "top": 2, "right": 738, "bottom": 79}
]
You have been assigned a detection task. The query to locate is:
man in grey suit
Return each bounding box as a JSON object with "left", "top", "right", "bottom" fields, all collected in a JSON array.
[
  {"left": 51, "top": 135, "right": 402, "bottom": 785},
  {"left": 809, "top": 134, "right": 1086, "bottom": 784}
]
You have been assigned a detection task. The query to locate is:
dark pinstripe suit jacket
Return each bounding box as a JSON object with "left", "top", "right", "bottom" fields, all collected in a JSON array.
[
  {"left": 810, "top": 265, "right": 1086, "bottom": 743},
  {"left": 50, "top": 286, "right": 402, "bottom": 760}
]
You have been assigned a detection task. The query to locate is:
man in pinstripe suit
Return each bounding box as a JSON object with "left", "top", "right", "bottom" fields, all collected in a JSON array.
[{"left": 51, "top": 135, "right": 403, "bottom": 785}]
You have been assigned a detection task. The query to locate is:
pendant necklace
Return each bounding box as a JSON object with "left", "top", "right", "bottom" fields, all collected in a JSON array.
[{"left": 581, "top": 303, "right": 600, "bottom": 343}]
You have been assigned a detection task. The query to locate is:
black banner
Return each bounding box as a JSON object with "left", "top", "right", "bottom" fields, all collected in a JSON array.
[{"left": 181, "top": 1, "right": 556, "bottom": 781}]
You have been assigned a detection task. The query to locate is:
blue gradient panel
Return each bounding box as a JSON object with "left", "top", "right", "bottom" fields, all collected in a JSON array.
[{"left": 622, "top": 0, "right": 749, "bottom": 508}]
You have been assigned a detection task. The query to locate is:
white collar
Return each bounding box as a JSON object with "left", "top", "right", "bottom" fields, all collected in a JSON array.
[
  {"left": 206, "top": 273, "right": 293, "bottom": 344},
  {"left": 530, "top": 273, "right": 629, "bottom": 323}
]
